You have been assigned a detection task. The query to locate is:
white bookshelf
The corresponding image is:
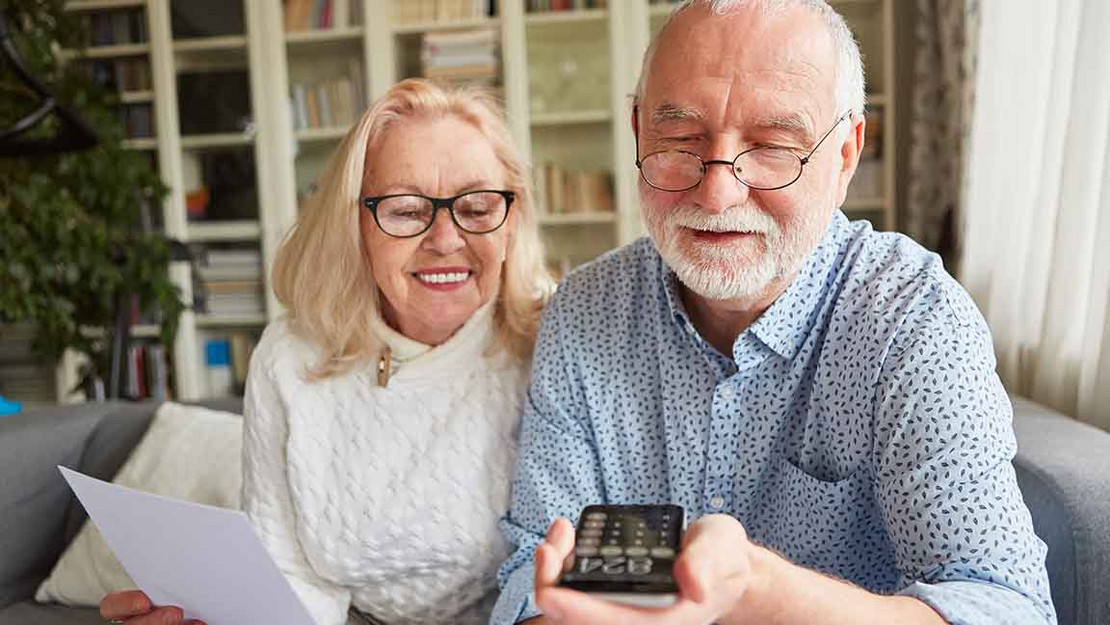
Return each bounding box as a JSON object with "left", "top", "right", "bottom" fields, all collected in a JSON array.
[{"left": 49, "top": 0, "right": 898, "bottom": 402}]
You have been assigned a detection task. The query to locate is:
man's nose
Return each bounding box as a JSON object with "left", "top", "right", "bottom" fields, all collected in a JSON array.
[
  {"left": 688, "top": 158, "right": 751, "bottom": 214},
  {"left": 421, "top": 208, "right": 466, "bottom": 254}
]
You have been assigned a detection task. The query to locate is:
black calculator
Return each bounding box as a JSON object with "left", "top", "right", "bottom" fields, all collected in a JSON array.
[{"left": 557, "top": 504, "right": 685, "bottom": 607}]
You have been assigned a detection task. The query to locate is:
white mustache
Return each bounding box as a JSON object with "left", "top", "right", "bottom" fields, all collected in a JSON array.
[{"left": 668, "top": 206, "right": 779, "bottom": 236}]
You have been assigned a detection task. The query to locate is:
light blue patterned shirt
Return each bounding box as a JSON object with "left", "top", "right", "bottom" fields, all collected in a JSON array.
[{"left": 490, "top": 212, "right": 1056, "bottom": 625}]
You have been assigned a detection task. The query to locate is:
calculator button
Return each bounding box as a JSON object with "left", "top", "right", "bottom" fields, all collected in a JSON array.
[
  {"left": 581, "top": 528, "right": 603, "bottom": 538},
  {"left": 625, "top": 546, "right": 649, "bottom": 557},
  {"left": 600, "top": 546, "right": 624, "bottom": 557},
  {"left": 651, "top": 546, "right": 675, "bottom": 558},
  {"left": 578, "top": 537, "right": 600, "bottom": 547},
  {"left": 586, "top": 512, "right": 607, "bottom": 521},
  {"left": 584, "top": 520, "right": 604, "bottom": 529},
  {"left": 605, "top": 538, "right": 620, "bottom": 545},
  {"left": 575, "top": 546, "right": 599, "bottom": 557}
]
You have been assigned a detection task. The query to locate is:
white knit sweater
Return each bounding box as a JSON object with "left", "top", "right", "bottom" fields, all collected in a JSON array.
[{"left": 241, "top": 305, "right": 527, "bottom": 625}]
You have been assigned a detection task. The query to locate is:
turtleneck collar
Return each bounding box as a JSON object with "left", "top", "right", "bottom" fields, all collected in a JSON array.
[{"left": 368, "top": 299, "right": 497, "bottom": 383}]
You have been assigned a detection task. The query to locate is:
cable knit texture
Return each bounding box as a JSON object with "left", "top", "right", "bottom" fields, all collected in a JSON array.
[{"left": 242, "top": 304, "right": 526, "bottom": 625}]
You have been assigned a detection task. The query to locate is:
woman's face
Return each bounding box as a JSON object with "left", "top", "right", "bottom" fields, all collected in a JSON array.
[{"left": 360, "top": 116, "right": 515, "bottom": 345}]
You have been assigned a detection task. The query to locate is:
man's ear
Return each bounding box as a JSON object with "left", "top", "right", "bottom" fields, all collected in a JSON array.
[
  {"left": 834, "top": 112, "right": 866, "bottom": 206},
  {"left": 843, "top": 112, "right": 865, "bottom": 173}
]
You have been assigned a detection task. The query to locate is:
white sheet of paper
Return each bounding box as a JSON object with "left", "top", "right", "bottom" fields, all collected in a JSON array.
[{"left": 59, "top": 466, "right": 315, "bottom": 625}]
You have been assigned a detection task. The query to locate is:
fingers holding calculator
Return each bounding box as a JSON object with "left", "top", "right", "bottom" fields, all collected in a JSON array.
[{"left": 530, "top": 506, "right": 761, "bottom": 625}]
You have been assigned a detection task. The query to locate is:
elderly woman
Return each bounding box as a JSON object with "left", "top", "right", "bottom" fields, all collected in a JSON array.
[{"left": 99, "top": 78, "right": 552, "bottom": 625}]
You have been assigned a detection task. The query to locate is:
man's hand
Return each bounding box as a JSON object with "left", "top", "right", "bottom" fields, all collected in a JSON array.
[
  {"left": 525, "top": 515, "right": 950, "bottom": 625},
  {"left": 531, "top": 514, "right": 765, "bottom": 625}
]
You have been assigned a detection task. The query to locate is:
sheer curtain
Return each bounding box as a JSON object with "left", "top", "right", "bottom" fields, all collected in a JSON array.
[{"left": 960, "top": 0, "right": 1110, "bottom": 429}]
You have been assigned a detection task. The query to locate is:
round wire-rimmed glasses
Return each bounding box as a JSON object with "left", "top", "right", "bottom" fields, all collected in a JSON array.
[
  {"left": 361, "top": 189, "right": 514, "bottom": 238},
  {"left": 635, "top": 112, "right": 852, "bottom": 192}
]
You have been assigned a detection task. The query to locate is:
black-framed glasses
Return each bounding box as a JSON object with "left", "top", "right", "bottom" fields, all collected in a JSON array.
[
  {"left": 635, "top": 112, "right": 852, "bottom": 192},
  {"left": 361, "top": 189, "right": 514, "bottom": 238}
]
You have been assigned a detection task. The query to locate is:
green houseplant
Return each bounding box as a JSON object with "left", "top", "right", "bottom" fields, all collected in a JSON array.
[{"left": 0, "top": 0, "right": 186, "bottom": 398}]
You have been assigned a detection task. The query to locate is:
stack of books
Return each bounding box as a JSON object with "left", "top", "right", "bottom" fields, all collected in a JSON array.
[
  {"left": 533, "top": 163, "right": 614, "bottom": 215},
  {"left": 421, "top": 29, "right": 499, "bottom": 86},
  {"left": 396, "top": 0, "right": 494, "bottom": 23},
  {"left": 283, "top": 0, "right": 353, "bottom": 31},
  {"left": 197, "top": 248, "right": 266, "bottom": 318},
  {"left": 290, "top": 59, "right": 365, "bottom": 130}
]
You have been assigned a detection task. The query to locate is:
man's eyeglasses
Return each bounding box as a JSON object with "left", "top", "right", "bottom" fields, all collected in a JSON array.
[
  {"left": 362, "top": 190, "right": 513, "bottom": 238},
  {"left": 635, "top": 112, "right": 852, "bottom": 192}
]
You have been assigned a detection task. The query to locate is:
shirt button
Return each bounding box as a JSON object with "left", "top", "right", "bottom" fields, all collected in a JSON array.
[
  {"left": 718, "top": 386, "right": 734, "bottom": 400},
  {"left": 709, "top": 495, "right": 724, "bottom": 509}
]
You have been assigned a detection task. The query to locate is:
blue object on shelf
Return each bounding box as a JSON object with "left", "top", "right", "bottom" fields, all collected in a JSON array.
[
  {"left": 205, "top": 339, "right": 231, "bottom": 367},
  {"left": 0, "top": 395, "right": 22, "bottom": 417}
]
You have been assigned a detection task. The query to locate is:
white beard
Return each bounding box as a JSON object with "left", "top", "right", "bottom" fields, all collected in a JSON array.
[{"left": 647, "top": 204, "right": 824, "bottom": 301}]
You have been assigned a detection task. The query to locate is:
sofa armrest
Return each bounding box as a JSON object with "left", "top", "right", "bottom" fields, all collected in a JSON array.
[
  {"left": 1011, "top": 395, "right": 1110, "bottom": 625},
  {"left": 0, "top": 401, "right": 159, "bottom": 609}
]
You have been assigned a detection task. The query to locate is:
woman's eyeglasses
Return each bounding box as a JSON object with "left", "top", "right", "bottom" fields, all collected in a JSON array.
[{"left": 362, "top": 189, "right": 513, "bottom": 238}]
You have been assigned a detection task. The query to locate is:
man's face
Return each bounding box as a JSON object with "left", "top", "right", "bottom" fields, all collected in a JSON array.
[{"left": 636, "top": 4, "right": 859, "bottom": 302}]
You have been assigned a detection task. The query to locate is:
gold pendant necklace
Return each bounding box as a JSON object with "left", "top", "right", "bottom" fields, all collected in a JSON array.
[{"left": 377, "top": 346, "right": 392, "bottom": 387}]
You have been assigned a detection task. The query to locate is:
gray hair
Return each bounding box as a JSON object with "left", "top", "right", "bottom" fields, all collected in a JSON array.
[{"left": 635, "top": 0, "right": 866, "bottom": 119}]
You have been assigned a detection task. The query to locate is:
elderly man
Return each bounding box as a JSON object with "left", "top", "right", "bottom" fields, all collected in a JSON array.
[{"left": 489, "top": 1, "right": 1055, "bottom": 624}]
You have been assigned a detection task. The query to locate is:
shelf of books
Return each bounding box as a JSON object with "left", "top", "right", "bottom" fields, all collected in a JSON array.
[
  {"left": 282, "top": 0, "right": 368, "bottom": 211},
  {"left": 58, "top": 0, "right": 279, "bottom": 402},
  {"left": 166, "top": 0, "right": 276, "bottom": 399},
  {"left": 192, "top": 244, "right": 264, "bottom": 399},
  {"left": 525, "top": 0, "right": 641, "bottom": 278}
]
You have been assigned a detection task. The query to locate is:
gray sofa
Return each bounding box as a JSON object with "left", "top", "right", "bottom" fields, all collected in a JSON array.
[
  {"left": 1, "top": 398, "right": 1109, "bottom": 625},
  {"left": 0, "top": 399, "right": 242, "bottom": 625}
]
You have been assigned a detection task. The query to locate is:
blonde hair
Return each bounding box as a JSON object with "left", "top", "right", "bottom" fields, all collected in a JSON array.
[{"left": 272, "top": 79, "right": 553, "bottom": 379}]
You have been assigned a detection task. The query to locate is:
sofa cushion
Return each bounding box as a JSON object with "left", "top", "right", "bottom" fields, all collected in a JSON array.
[{"left": 34, "top": 402, "right": 243, "bottom": 607}]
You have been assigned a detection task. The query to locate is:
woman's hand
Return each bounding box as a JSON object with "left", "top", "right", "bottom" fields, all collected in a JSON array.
[{"left": 99, "top": 590, "right": 205, "bottom": 625}]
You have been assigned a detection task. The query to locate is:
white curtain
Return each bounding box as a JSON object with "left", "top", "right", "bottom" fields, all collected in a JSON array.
[{"left": 960, "top": 0, "right": 1110, "bottom": 429}]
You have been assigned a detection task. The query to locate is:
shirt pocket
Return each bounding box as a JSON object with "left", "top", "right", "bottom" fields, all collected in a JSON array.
[
  {"left": 748, "top": 455, "right": 876, "bottom": 579},
  {"left": 772, "top": 453, "right": 859, "bottom": 511}
]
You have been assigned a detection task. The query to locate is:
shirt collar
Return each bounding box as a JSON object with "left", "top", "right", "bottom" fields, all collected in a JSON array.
[
  {"left": 746, "top": 211, "right": 850, "bottom": 360},
  {"left": 657, "top": 211, "right": 851, "bottom": 363}
]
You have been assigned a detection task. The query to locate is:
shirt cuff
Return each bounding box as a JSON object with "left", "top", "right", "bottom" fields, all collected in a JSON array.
[
  {"left": 898, "top": 580, "right": 1055, "bottom": 625},
  {"left": 489, "top": 560, "right": 542, "bottom": 625}
]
